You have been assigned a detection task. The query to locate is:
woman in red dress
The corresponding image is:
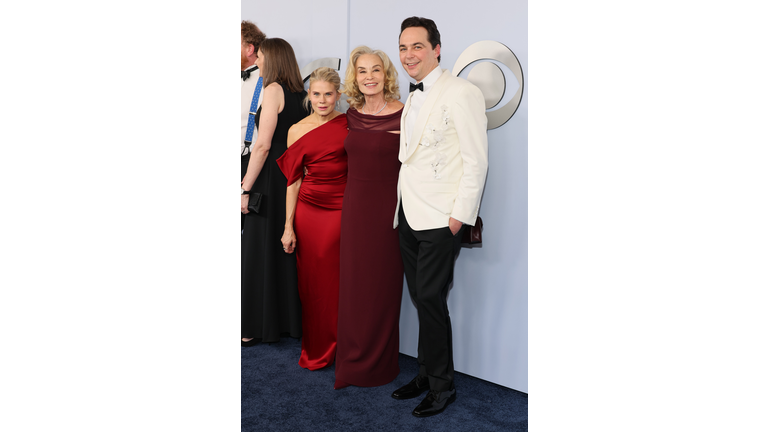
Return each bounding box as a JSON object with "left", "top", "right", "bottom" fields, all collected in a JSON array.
[
  {"left": 277, "top": 68, "right": 348, "bottom": 370},
  {"left": 333, "top": 46, "right": 405, "bottom": 389}
]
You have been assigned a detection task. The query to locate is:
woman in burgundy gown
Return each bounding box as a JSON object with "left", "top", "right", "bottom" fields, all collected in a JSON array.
[
  {"left": 277, "top": 68, "right": 348, "bottom": 370},
  {"left": 334, "top": 47, "right": 405, "bottom": 389}
]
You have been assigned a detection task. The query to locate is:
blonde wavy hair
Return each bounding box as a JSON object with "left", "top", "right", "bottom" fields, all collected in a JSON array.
[
  {"left": 343, "top": 46, "right": 400, "bottom": 111},
  {"left": 303, "top": 67, "right": 342, "bottom": 112}
]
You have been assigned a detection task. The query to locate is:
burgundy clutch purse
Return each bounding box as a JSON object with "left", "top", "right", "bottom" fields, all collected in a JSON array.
[{"left": 461, "top": 216, "right": 483, "bottom": 247}]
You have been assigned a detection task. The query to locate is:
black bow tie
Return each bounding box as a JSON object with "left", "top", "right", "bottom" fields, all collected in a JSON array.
[
  {"left": 409, "top": 82, "right": 424, "bottom": 93},
  {"left": 242, "top": 67, "right": 258, "bottom": 81}
]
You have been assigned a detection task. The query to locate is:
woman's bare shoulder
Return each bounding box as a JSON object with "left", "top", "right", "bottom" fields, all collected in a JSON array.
[
  {"left": 389, "top": 100, "right": 405, "bottom": 110},
  {"left": 287, "top": 118, "right": 316, "bottom": 147},
  {"left": 263, "top": 82, "right": 283, "bottom": 97}
]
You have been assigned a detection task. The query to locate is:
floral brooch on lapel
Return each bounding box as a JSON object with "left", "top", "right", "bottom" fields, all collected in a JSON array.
[{"left": 419, "top": 105, "right": 451, "bottom": 179}]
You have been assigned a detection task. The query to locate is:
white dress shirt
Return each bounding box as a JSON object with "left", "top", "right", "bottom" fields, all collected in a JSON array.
[
  {"left": 404, "top": 66, "right": 443, "bottom": 148},
  {"left": 241, "top": 65, "right": 263, "bottom": 155}
]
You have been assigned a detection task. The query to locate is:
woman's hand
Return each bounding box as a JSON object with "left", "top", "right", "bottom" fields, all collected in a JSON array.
[
  {"left": 241, "top": 194, "right": 249, "bottom": 214},
  {"left": 281, "top": 227, "right": 296, "bottom": 254}
]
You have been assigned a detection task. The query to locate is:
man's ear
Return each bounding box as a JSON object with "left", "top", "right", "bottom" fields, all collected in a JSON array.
[
  {"left": 434, "top": 44, "right": 441, "bottom": 60},
  {"left": 246, "top": 43, "right": 255, "bottom": 57}
]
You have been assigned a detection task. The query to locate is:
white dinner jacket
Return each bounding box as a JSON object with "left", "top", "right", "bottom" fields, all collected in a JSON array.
[{"left": 394, "top": 69, "right": 489, "bottom": 231}]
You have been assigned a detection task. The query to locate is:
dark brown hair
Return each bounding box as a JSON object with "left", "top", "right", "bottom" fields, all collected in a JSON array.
[
  {"left": 259, "top": 38, "right": 304, "bottom": 93},
  {"left": 399, "top": 16, "right": 442, "bottom": 63},
  {"left": 241, "top": 20, "right": 266, "bottom": 54}
]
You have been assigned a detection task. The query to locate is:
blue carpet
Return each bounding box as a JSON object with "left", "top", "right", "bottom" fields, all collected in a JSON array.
[{"left": 242, "top": 337, "right": 527, "bottom": 431}]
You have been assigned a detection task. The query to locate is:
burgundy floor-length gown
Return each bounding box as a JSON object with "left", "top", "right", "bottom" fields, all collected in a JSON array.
[
  {"left": 335, "top": 107, "right": 405, "bottom": 387},
  {"left": 277, "top": 114, "right": 348, "bottom": 370}
]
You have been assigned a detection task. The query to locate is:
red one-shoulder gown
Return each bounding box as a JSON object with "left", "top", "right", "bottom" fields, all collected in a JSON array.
[{"left": 277, "top": 114, "right": 348, "bottom": 370}]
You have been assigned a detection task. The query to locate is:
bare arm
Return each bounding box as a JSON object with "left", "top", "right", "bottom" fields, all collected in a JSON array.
[
  {"left": 241, "top": 83, "right": 283, "bottom": 213},
  {"left": 282, "top": 177, "right": 301, "bottom": 253},
  {"left": 281, "top": 125, "right": 303, "bottom": 253}
]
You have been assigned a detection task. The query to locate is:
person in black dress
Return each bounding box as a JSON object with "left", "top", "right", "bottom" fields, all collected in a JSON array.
[{"left": 241, "top": 38, "right": 309, "bottom": 346}]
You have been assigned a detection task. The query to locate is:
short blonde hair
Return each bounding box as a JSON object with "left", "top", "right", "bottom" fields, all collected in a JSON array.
[
  {"left": 343, "top": 46, "right": 400, "bottom": 111},
  {"left": 303, "top": 67, "right": 342, "bottom": 112}
]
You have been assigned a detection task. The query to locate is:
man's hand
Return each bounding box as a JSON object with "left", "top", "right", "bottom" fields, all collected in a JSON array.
[{"left": 449, "top": 217, "right": 463, "bottom": 236}]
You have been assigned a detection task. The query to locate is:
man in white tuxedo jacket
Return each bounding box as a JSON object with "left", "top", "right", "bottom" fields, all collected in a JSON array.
[{"left": 390, "top": 17, "right": 488, "bottom": 418}]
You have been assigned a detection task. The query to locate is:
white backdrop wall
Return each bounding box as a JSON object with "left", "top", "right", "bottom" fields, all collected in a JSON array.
[{"left": 243, "top": 0, "right": 528, "bottom": 393}]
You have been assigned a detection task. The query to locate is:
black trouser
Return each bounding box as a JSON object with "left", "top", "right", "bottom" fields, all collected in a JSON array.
[
  {"left": 241, "top": 153, "right": 250, "bottom": 231},
  {"left": 398, "top": 206, "right": 464, "bottom": 392}
]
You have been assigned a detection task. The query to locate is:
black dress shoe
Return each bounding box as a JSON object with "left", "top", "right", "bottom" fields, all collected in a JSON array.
[
  {"left": 412, "top": 388, "right": 456, "bottom": 417},
  {"left": 391, "top": 375, "right": 430, "bottom": 400},
  {"left": 241, "top": 338, "right": 258, "bottom": 347}
]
